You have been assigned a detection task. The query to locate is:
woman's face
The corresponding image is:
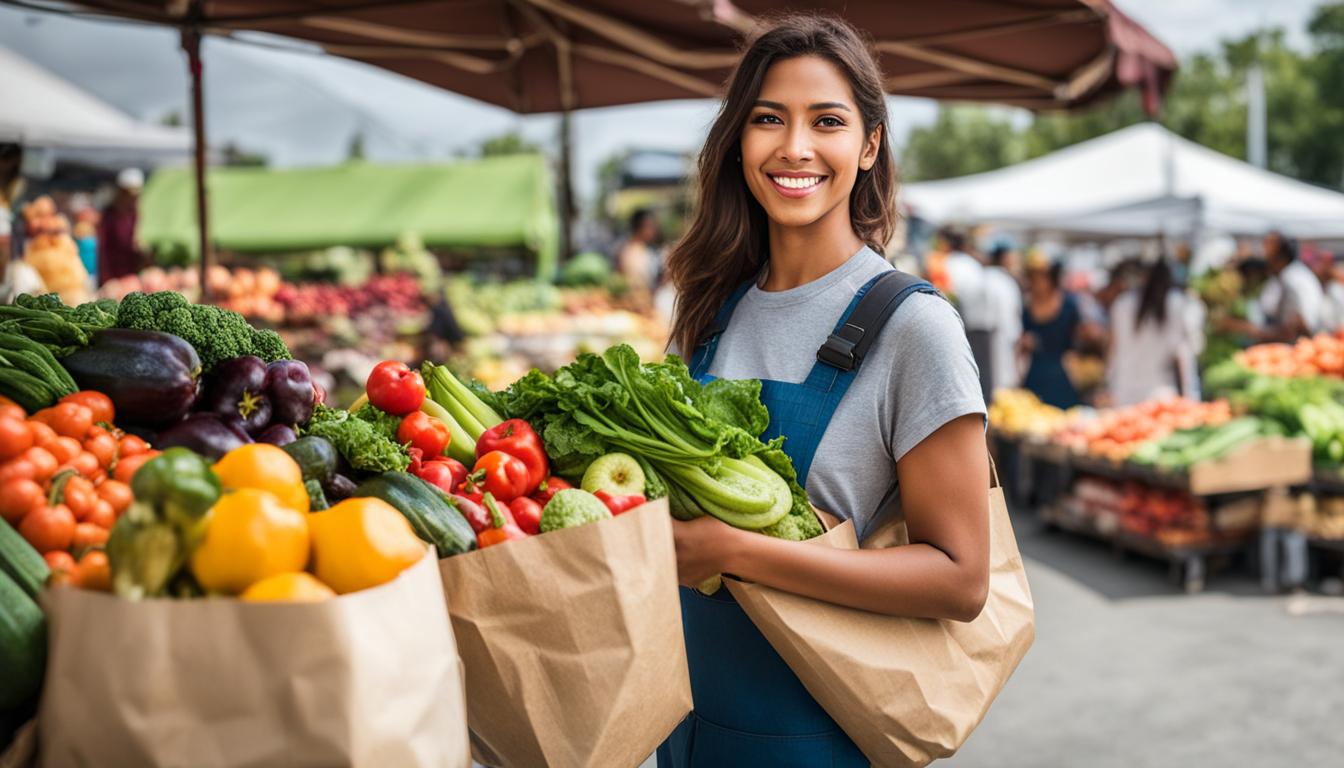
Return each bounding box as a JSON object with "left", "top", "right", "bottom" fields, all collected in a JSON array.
[
  {"left": 1028, "top": 270, "right": 1054, "bottom": 296},
  {"left": 740, "top": 55, "right": 881, "bottom": 232}
]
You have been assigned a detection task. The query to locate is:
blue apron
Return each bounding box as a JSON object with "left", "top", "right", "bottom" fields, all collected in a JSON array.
[{"left": 658, "top": 272, "right": 937, "bottom": 767}]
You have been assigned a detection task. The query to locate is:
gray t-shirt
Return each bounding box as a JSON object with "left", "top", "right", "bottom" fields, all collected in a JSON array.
[{"left": 706, "top": 247, "right": 985, "bottom": 540}]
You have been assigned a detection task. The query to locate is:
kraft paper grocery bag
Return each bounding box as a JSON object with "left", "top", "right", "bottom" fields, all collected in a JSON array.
[
  {"left": 439, "top": 498, "right": 691, "bottom": 768},
  {"left": 727, "top": 464, "right": 1035, "bottom": 767},
  {"left": 35, "top": 551, "right": 468, "bottom": 768}
]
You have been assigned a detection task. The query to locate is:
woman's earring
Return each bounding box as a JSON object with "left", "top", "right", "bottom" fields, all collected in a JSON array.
[{"left": 736, "top": 154, "right": 741, "bottom": 162}]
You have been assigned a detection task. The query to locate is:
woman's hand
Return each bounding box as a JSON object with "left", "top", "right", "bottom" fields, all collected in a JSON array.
[{"left": 671, "top": 515, "right": 745, "bottom": 587}]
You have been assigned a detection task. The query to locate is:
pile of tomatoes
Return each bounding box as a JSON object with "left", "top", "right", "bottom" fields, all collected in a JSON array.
[{"left": 0, "top": 391, "right": 160, "bottom": 590}]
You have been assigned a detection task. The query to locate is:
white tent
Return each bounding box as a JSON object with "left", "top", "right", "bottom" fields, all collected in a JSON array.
[
  {"left": 0, "top": 47, "right": 190, "bottom": 167},
  {"left": 902, "top": 123, "right": 1344, "bottom": 240}
]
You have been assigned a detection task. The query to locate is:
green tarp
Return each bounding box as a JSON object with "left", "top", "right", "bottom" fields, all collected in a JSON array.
[{"left": 139, "top": 155, "right": 559, "bottom": 277}]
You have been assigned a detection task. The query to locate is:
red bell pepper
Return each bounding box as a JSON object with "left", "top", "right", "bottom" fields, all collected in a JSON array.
[
  {"left": 477, "top": 493, "right": 528, "bottom": 548},
  {"left": 415, "top": 457, "right": 468, "bottom": 496},
  {"left": 365, "top": 360, "right": 426, "bottom": 416},
  {"left": 531, "top": 476, "right": 572, "bottom": 505},
  {"left": 468, "top": 450, "right": 532, "bottom": 502},
  {"left": 509, "top": 496, "right": 543, "bottom": 535},
  {"left": 476, "top": 419, "right": 548, "bottom": 491},
  {"left": 398, "top": 411, "right": 452, "bottom": 458},
  {"left": 595, "top": 490, "right": 647, "bottom": 516},
  {"left": 450, "top": 494, "right": 492, "bottom": 534}
]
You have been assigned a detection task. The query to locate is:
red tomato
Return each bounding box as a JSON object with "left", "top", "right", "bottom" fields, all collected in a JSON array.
[
  {"left": 72, "top": 521, "right": 109, "bottom": 549},
  {"left": 18, "top": 504, "right": 76, "bottom": 553},
  {"left": 84, "top": 431, "right": 118, "bottom": 469},
  {"left": 76, "top": 550, "right": 111, "bottom": 592},
  {"left": 59, "top": 391, "right": 114, "bottom": 424},
  {"left": 0, "top": 417, "right": 32, "bottom": 461},
  {"left": 21, "top": 447, "right": 57, "bottom": 482},
  {"left": 118, "top": 434, "right": 151, "bottom": 457},
  {"left": 96, "top": 480, "right": 134, "bottom": 515},
  {"left": 45, "top": 403, "right": 93, "bottom": 439},
  {"left": 27, "top": 421, "right": 57, "bottom": 448},
  {"left": 113, "top": 450, "right": 160, "bottom": 484},
  {"left": 365, "top": 360, "right": 426, "bottom": 416},
  {"left": 468, "top": 451, "right": 531, "bottom": 503},
  {"left": 0, "top": 479, "right": 45, "bottom": 525},
  {"left": 397, "top": 411, "right": 452, "bottom": 458},
  {"left": 84, "top": 499, "right": 116, "bottom": 529},
  {"left": 46, "top": 436, "right": 81, "bottom": 465},
  {"left": 0, "top": 459, "right": 36, "bottom": 485}
]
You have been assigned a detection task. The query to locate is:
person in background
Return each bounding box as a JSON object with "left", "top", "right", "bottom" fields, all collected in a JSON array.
[
  {"left": 1222, "top": 231, "right": 1322, "bottom": 342},
  {"left": 1018, "top": 258, "right": 1081, "bottom": 409},
  {"left": 97, "top": 167, "right": 146, "bottom": 285},
  {"left": 983, "top": 244, "right": 1023, "bottom": 394},
  {"left": 71, "top": 198, "right": 99, "bottom": 289},
  {"left": 616, "top": 208, "right": 660, "bottom": 308},
  {"left": 941, "top": 228, "right": 993, "bottom": 402},
  {"left": 1302, "top": 244, "right": 1344, "bottom": 333},
  {"left": 0, "top": 142, "right": 46, "bottom": 303},
  {"left": 1106, "top": 258, "right": 1200, "bottom": 407}
]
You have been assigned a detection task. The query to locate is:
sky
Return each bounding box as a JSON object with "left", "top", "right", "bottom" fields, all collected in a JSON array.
[{"left": 0, "top": 0, "right": 1331, "bottom": 203}]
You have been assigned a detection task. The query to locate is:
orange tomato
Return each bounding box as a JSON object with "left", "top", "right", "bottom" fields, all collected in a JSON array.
[
  {"left": 44, "top": 550, "right": 76, "bottom": 575},
  {"left": 113, "top": 450, "right": 159, "bottom": 484},
  {"left": 46, "top": 436, "right": 81, "bottom": 465},
  {"left": 0, "top": 479, "right": 45, "bottom": 525},
  {"left": 76, "top": 550, "right": 112, "bottom": 592},
  {"left": 84, "top": 431, "right": 118, "bottom": 469},
  {"left": 0, "top": 417, "right": 32, "bottom": 462},
  {"left": 27, "top": 420, "right": 57, "bottom": 449},
  {"left": 96, "top": 480, "right": 133, "bottom": 515},
  {"left": 61, "top": 475, "right": 97, "bottom": 521},
  {"left": 21, "top": 447, "right": 57, "bottom": 482},
  {"left": 84, "top": 499, "right": 115, "bottom": 529},
  {"left": 62, "top": 451, "right": 101, "bottom": 479},
  {"left": 0, "top": 404, "right": 23, "bottom": 422},
  {"left": 59, "top": 391, "right": 114, "bottom": 425},
  {"left": 0, "top": 459, "right": 36, "bottom": 485},
  {"left": 46, "top": 403, "right": 93, "bottom": 440},
  {"left": 72, "top": 521, "right": 109, "bottom": 549},
  {"left": 118, "top": 434, "right": 150, "bottom": 457},
  {"left": 18, "top": 504, "right": 76, "bottom": 553}
]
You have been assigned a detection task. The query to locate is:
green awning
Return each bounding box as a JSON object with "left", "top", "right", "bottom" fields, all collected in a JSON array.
[{"left": 139, "top": 155, "right": 559, "bottom": 277}]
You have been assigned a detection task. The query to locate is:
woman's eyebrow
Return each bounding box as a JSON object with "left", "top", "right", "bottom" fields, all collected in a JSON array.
[{"left": 752, "top": 99, "right": 852, "bottom": 112}]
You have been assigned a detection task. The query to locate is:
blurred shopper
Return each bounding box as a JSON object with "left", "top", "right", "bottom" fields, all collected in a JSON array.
[
  {"left": 984, "top": 244, "right": 1023, "bottom": 394},
  {"left": 1106, "top": 258, "right": 1200, "bottom": 406},
  {"left": 1302, "top": 245, "right": 1344, "bottom": 332},
  {"left": 616, "top": 208, "right": 660, "bottom": 308},
  {"left": 941, "top": 228, "right": 994, "bottom": 401},
  {"left": 1222, "top": 232, "right": 1321, "bottom": 341},
  {"left": 1019, "top": 259, "right": 1081, "bottom": 409},
  {"left": 97, "top": 167, "right": 146, "bottom": 284},
  {"left": 0, "top": 142, "right": 45, "bottom": 303}
]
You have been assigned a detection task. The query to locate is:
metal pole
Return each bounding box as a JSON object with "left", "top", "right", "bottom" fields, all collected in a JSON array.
[
  {"left": 1247, "top": 64, "right": 1266, "bottom": 169},
  {"left": 558, "top": 109, "right": 574, "bottom": 262},
  {"left": 182, "top": 21, "right": 212, "bottom": 302}
]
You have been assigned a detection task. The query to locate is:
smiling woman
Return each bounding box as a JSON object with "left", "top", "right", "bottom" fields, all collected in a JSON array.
[{"left": 658, "top": 12, "right": 990, "bottom": 768}]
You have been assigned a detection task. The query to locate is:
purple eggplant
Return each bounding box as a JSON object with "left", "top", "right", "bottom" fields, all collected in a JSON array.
[
  {"left": 60, "top": 329, "right": 200, "bottom": 429},
  {"left": 264, "top": 360, "right": 315, "bottom": 426},
  {"left": 202, "top": 355, "right": 272, "bottom": 436},
  {"left": 323, "top": 473, "right": 358, "bottom": 502},
  {"left": 155, "top": 412, "right": 251, "bottom": 460},
  {"left": 256, "top": 423, "right": 298, "bottom": 446}
]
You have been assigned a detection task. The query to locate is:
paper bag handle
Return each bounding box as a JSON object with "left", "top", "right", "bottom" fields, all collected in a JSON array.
[{"left": 989, "top": 452, "right": 1002, "bottom": 490}]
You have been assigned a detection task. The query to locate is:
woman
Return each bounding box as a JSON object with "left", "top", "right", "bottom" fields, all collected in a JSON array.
[
  {"left": 1018, "top": 261, "right": 1082, "bottom": 409},
  {"left": 660, "top": 15, "right": 990, "bottom": 766},
  {"left": 1106, "top": 258, "right": 1200, "bottom": 406}
]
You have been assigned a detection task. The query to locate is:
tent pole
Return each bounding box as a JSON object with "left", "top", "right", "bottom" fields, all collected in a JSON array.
[
  {"left": 558, "top": 108, "right": 574, "bottom": 263},
  {"left": 182, "top": 16, "right": 212, "bottom": 302}
]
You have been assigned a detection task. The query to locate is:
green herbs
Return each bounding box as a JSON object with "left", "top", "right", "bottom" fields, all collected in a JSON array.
[
  {"left": 115, "top": 291, "right": 291, "bottom": 373},
  {"left": 492, "top": 344, "right": 821, "bottom": 541},
  {"left": 303, "top": 404, "right": 410, "bottom": 474}
]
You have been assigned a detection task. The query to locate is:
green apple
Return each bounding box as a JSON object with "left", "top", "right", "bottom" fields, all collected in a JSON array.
[{"left": 581, "top": 452, "right": 646, "bottom": 495}]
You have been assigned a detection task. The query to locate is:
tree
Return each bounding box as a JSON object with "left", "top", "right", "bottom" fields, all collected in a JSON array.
[
  {"left": 899, "top": 105, "right": 1022, "bottom": 181},
  {"left": 478, "top": 131, "right": 540, "bottom": 157},
  {"left": 346, "top": 131, "right": 366, "bottom": 161}
]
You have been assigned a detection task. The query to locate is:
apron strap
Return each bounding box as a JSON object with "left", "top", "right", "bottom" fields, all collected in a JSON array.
[
  {"left": 688, "top": 280, "right": 754, "bottom": 379},
  {"left": 817, "top": 270, "right": 940, "bottom": 371}
]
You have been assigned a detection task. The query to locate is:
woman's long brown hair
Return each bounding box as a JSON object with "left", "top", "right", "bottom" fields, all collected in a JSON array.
[{"left": 666, "top": 14, "right": 897, "bottom": 356}]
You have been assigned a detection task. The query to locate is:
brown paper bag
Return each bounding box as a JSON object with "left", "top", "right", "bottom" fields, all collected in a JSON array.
[
  {"left": 35, "top": 551, "right": 469, "bottom": 768},
  {"left": 439, "top": 498, "right": 691, "bottom": 768},
  {"left": 727, "top": 467, "right": 1035, "bottom": 767}
]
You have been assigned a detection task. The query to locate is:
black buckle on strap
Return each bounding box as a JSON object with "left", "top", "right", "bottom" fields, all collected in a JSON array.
[{"left": 817, "top": 326, "right": 862, "bottom": 371}]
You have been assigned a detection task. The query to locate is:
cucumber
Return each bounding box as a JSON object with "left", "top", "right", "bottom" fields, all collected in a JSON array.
[
  {"left": 0, "top": 569, "right": 45, "bottom": 710},
  {"left": 0, "top": 518, "right": 49, "bottom": 601},
  {"left": 354, "top": 472, "right": 477, "bottom": 557}
]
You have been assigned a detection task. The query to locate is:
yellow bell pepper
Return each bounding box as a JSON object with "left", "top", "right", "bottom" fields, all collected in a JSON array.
[
  {"left": 241, "top": 572, "right": 336, "bottom": 603},
  {"left": 309, "top": 497, "right": 425, "bottom": 594},
  {"left": 212, "top": 444, "right": 309, "bottom": 514},
  {"left": 190, "top": 488, "right": 310, "bottom": 595}
]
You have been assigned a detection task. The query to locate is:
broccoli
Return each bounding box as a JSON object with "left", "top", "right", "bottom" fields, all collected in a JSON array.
[
  {"left": 114, "top": 291, "right": 292, "bottom": 372},
  {"left": 71, "top": 298, "right": 119, "bottom": 328},
  {"left": 15, "top": 293, "right": 69, "bottom": 312},
  {"left": 539, "top": 489, "right": 612, "bottom": 532}
]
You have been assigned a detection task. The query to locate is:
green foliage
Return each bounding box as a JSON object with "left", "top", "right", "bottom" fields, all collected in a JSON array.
[
  {"left": 900, "top": 105, "right": 1023, "bottom": 181},
  {"left": 478, "top": 131, "right": 540, "bottom": 158}
]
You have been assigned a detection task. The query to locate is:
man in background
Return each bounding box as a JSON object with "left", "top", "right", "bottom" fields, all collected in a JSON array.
[
  {"left": 941, "top": 228, "right": 994, "bottom": 402},
  {"left": 984, "top": 244, "right": 1023, "bottom": 395},
  {"left": 97, "top": 167, "right": 146, "bottom": 284}
]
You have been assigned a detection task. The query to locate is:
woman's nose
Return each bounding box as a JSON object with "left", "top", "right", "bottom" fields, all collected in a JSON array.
[{"left": 777, "top": 123, "right": 814, "bottom": 164}]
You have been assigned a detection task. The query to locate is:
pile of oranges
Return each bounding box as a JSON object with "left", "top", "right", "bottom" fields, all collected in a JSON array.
[{"left": 0, "top": 391, "right": 159, "bottom": 590}]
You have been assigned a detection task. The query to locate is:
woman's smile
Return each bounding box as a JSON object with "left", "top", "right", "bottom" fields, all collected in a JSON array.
[{"left": 767, "top": 171, "right": 829, "bottom": 197}]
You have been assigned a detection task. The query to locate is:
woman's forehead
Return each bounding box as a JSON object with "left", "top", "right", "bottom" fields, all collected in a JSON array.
[{"left": 758, "top": 56, "right": 855, "bottom": 107}]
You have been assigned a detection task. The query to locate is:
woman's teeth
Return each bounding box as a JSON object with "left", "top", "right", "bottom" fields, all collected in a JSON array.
[{"left": 771, "top": 175, "right": 823, "bottom": 189}]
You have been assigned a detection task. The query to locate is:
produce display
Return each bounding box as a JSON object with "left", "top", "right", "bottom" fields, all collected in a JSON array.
[
  {"left": 1235, "top": 334, "right": 1344, "bottom": 379},
  {"left": 1052, "top": 397, "right": 1233, "bottom": 461},
  {"left": 988, "top": 389, "right": 1073, "bottom": 438},
  {"left": 1129, "top": 417, "right": 1279, "bottom": 470},
  {"left": 20, "top": 197, "right": 89, "bottom": 306},
  {"left": 1061, "top": 476, "right": 1218, "bottom": 547}
]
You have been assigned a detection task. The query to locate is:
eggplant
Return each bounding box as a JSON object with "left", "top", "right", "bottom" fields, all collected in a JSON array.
[
  {"left": 256, "top": 424, "right": 298, "bottom": 446},
  {"left": 60, "top": 329, "right": 200, "bottom": 429},
  {"left": 264, "top": 360, "right": 315, "bottom": 426},
  {"left": 155, "top": 412, "right": 251, "bottom": 460},
  {"left": 323, "top": 473, "right": 358, "bottom": 502},
  {"left": 201, "top": 356, "right": 272, "bottom": 436}
]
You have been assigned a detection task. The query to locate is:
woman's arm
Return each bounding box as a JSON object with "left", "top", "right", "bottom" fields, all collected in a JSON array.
[{"left": 672, "top": 414, "right": 991, "bottom": 622}]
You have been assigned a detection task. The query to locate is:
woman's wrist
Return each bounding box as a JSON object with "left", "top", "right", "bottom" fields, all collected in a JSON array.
[{"left": 719, "top": 523, "right": 764, "bottom": 578}]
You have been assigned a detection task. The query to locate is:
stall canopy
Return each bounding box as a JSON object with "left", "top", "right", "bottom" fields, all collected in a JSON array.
[
  {"left": 138, "top": 154, "right": 559, "bottom": 272},
  {"left": 902, "top": 122, "right": 1344, "bottom": 240},
  {"left": 0, "top": 46, "right": 191, "bottom": 166}
]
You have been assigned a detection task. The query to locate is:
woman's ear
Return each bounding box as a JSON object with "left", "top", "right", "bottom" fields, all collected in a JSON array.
[{"left": 859, "top": 124, "right": 883, "bottom": 172}]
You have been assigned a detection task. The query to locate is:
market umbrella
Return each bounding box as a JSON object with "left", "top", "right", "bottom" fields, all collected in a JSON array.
[{"left": 26, "top": 0, "right": 1174, "bottom": 290}]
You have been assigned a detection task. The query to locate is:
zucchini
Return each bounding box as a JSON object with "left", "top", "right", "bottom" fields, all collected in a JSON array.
[
  {"left": 355, "top": 472, "right": 477, "bottom": 557},
  {"left": 283, "top": 436, "right": 340, "bottom": 486},
  {"left": 0, "top": 569, "right": 45, "bottom": 710},
  {"left": 0, "top": 518, "right": 49, "bottom": 600}
]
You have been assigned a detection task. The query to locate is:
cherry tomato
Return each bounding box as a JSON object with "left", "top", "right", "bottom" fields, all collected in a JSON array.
[
  {"left": 397, "top": 411, "right": 452, "bottom": 458},
  {"left": 46, "top": 436, "right": 81, "bottom": 465},
  {"left": 60, "top": 391, "right": 114, "bottom": 425},
  {"left": 18, "top": 504, "right": 76, "bottom": 553},
  {"left": 46, "top": 403, "right": 94, "bottom": 439},
  {"left": 84, "top": 499, "right": 115, "bottom": 529},
  {"left": 96, "top": 480, "right": 134, "bottom": 515},
  {"left": 365, "top": 360, "right": 426, "bottom": 416},
  {"left": 28, "top": 420, "right": 57, "bottom": 448},
  {"left": 61, "top": 475, "right": 98, "bottom": 521},
  {"left": 84, "top": 432, "right": 118, "bottom": 469},
  {"left": 21, "top": 447, "right": 57, "bottom": 482},
  {"left": 0, "top": 417, "right": 32, "bottom": 461},
  {"left": 113, "top": 450, "right": 160, "bottom": 484},
  {"left": 76, "top": 550, "right": 111, "bottom": 592},
  {"left": 0, "top": 479, "right": 45, "bottom": 524},
  {"left": 118, "top": 434, "right": 151, "bottom": 457},
  {"left": 0, "top": 459, "right": 36, "bottom": 484}
]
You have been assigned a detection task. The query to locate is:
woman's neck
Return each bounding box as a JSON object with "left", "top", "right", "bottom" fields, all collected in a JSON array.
[{"left": 761, "top": 207, "right": 865, "bottom": 291}]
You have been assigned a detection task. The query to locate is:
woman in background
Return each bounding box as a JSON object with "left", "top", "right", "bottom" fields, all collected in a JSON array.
[
  {"left": 1106, "top": 258, "right": 1200, "bottom": 406},
  {"left": 1018, "top": 260, "right": 1081, "bottom": 409}
]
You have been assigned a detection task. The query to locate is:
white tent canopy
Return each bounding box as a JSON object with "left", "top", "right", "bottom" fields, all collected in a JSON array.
[
  {"left": 0, "top": 46, "right": 190, "bottom": 165},
  {"left": 902, "top": 123, "right": 1344, "bottom": 240}
]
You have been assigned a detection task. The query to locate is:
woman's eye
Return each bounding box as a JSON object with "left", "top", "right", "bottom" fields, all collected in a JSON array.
[
  {"left": 751, "top": 114, "right": 783, "bottom": 125},
  {"left": 816, "top": 116, "right": 844, "bottom": 128}
]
